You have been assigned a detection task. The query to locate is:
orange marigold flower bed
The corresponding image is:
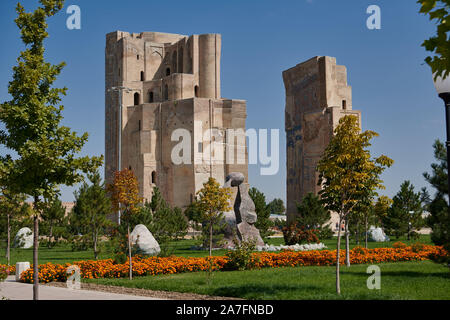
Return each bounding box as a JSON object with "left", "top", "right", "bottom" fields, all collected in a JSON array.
[{"left": 4, "top": 244, "right": 445, "bottom": 284}]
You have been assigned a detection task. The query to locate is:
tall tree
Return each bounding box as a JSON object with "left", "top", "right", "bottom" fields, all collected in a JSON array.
[
  {"left": 317, "top": 115, "right": 393, "bottom": 294},
  {"left": 71, "top": 171, "right": 113, "bottom": 259},
  {"left": 249, "top": 187, "right": 273, "bottom": 238},
  {"left": 267, "top": 198, "right": 286, "bottom": 215},
  {"left": 195, "top": 177, "right": 231, "bottom": 257},
  {"left": 107, "top": 169, "right": 142, "bottom": 280},
  {"left": 384, "top": 181, "right": 424, "bottom": 240},
  {"left": 423, "top": 140, "right": 448, "bottom": 196},
  {"left": 418, "top": 0, "right": 450, "bottom": 79},
  {"left": 423, "top": 140, "right": 450, "bottom": 259},
  {"left": 0, "top": 0, "right": 102, "bottom": 299}
]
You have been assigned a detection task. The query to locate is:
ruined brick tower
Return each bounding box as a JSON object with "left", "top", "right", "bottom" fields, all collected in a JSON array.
[
  {"left": 283, "top": 56, "right": 361, "bottom": 224},
  {"left": 105, "top": 31, "right": 248, "bottom": 220}
]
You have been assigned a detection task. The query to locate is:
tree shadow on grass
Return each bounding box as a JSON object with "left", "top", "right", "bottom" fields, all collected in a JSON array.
[
  {"left": 210, "top": 283, "right": 321, "bottom": 299},
  {"left": 348, "top": 270, "right": 450, "bottom": 280}
]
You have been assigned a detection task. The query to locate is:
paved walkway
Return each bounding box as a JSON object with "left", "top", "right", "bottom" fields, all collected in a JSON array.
[{"left": 0, "top": 276, "right": 160, "bottom": 300}]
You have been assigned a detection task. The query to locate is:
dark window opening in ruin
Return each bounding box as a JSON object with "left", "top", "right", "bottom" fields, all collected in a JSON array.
[
  {"left": 138, "top": 120, "right": 141, "bottom": 131},
  {"left": 178, "top": 47, "right": 184, "bottom": 73},
  {"left": 151, "top": 171, "right": 156, "bottom": 184},
  {"left": 166, "top": 68, "right": 171, "bottom": 76},
  {"left": 134, "top": 92, "right": 140, "bottom": 105},
  {"left": 194, "top": 85, "right": 199, "bottom": 97},
  {"left": 164, "top": 85, "right": 169, "bottom": 100},
  {"left": 172, "top": 51, "right": 177, "bottom": 73},
  {"left": 342, "top": 100, "right": 347, "bottom": 110},
  {"left": 118, "top": 68, "right": 121, "bottom": 76},
  {"left": 137, "top": 54, "right": 139, "bottom": 60},
  {"left": 149, "top": 91, "right": 154, "bottom": 102},
  {"left": 198, "top": 142, "right": 203, "bottom": 153},
  {"left": 140, "top": 71, "right": 144, "bottom": 81}
]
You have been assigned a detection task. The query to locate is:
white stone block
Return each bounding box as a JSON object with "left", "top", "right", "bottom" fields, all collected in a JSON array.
[{"left": 15, "top": 262, "right": 30, "bottom": 282}]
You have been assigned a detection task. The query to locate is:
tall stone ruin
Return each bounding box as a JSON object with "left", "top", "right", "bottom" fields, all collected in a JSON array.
[
  {"left": 105, "top": 31, "right": 248, "bottom": 222},
  {"left": 283, "top": 56, "right": 361, "bottom": 224}
]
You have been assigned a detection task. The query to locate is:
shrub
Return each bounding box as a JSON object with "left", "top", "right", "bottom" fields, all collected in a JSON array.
[
  {"left": 223, "top": 239, "right": 258, "bottom": 271},
  {"left": 411, "top": 242, "right": 426, "bottom": 253},
  {"left": 393, "top": 241, "right": 407, "bottom": 249},
  {"left": 318, "top": 226, "right": 333, "bottom": 240},
  {"left": 352, "top": 246, "right": 367, "bottom": 255},
  {"left": 282, "top": 223, "right": 319, "bottom": 245}
]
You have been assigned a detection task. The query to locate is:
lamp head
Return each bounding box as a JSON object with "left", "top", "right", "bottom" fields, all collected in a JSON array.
[{"left": 433, "top": 73, "right": 450, "bottom": 95}]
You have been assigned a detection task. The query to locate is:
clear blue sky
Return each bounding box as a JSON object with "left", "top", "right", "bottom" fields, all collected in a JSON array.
[{"left": 0, "top": 0, "right": 446, "bottom": 203}]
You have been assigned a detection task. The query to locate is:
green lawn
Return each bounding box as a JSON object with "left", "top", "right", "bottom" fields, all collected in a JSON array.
[
  {"left": 0, "top": 234, "right": 433, "bottom": 265},
  {"left": 84, "top": 261, "right": 450, "bottom": 300}
]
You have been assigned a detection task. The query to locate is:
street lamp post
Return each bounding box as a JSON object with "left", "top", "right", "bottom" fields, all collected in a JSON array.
[
  {"left": 433, "top": 74, "right": 450, "bottom": 202},
  {"left": 108, "top": 86, "right": 132, "bottom": 224}
]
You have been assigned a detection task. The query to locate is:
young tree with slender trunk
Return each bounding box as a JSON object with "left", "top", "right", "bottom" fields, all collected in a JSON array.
[
  {"left": 0, "top": 0, "right": 102, "bottom": 299},
  {"left": 195, "top": 178, "right": 231, "bottom": 257},
  {"left": 107, "top": 169, "right": 142, "bottom": 280},
  {"left": 317, "top": 115, "right": 393, "bottom": 294}
]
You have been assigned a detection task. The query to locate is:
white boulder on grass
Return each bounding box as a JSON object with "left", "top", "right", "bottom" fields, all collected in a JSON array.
[
  {"left": 367, "top": 226, "right": 390, "bottom": 242},
  {"left": 14, "top": 227, "right": 33, "bottom": 249},
  {"left": 130, "top": 224, "right": 161, "bottom": 255}
]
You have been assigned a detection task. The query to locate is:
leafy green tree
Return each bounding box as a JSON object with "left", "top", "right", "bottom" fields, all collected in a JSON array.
[
  {"left": 317, "top": 115, "right": 393, "bottom": 294},
  {"left": 296, "top": 192, "right": 331, "bottom": 230},
  {"left": 373, "top": 196, "right": 393, "bottom": 228},
  {"left": 418, "top": 0, "right": 450, "bottom": 79},
  {"left": 184, "top": 201, "right": 228, "bottom": 249},
  {"left": 195, "top": 178, "right": 231, "bottom": 257},
  {"left": 267, "top": 198, "right": 286, "bottom": 215},
  {"left": 70, "top": 171, "right": 113, "bottom": 259},
  {"left": 41, "top": 198, "right": 67, "bottom": 248},
  {"left": 383, "top": 181, "right": 424, "bottom": 240},
  {"left": 249, "top": 187, "right": 273, "bottom": 238},
  {"left": 0, "top": 0, "right": 103, "bottom": 299}
]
